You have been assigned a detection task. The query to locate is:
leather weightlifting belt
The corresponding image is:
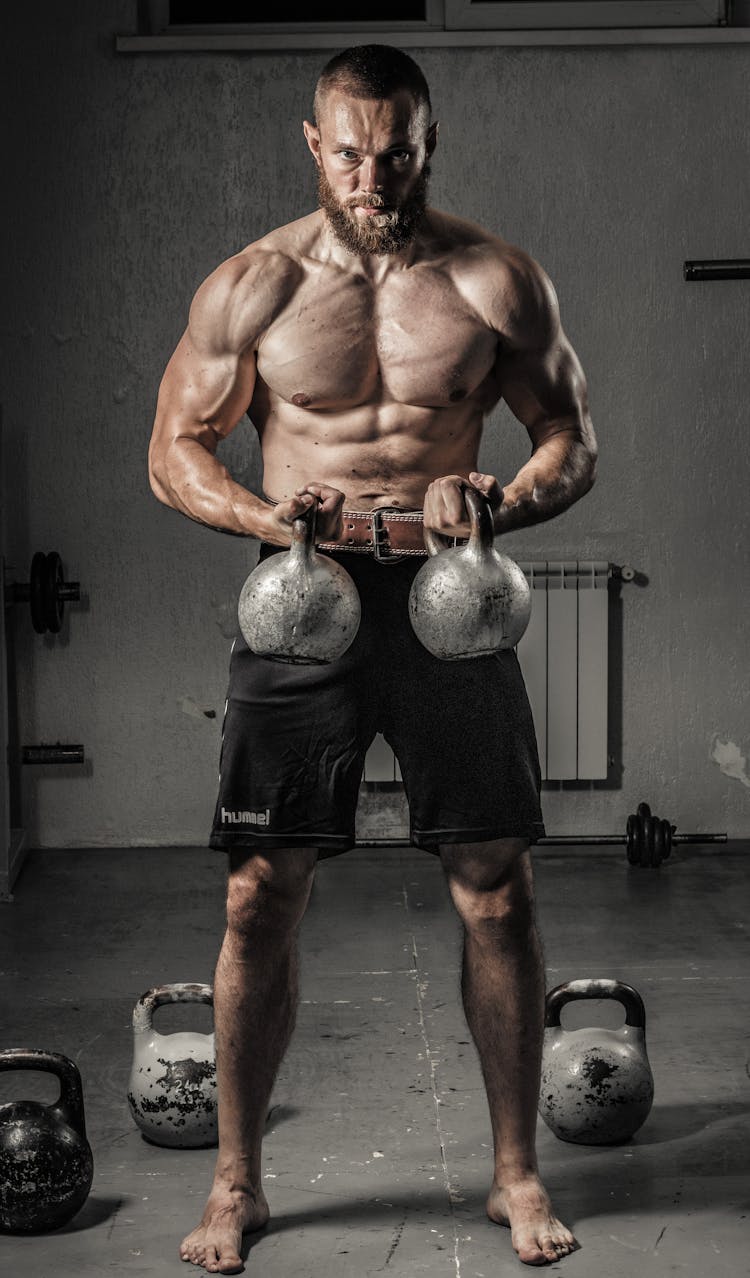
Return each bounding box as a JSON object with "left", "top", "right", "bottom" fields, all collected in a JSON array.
[
  {"left": 320, "top": 509, "right": 428, "bottom": 562},
  {"left": 264, "top": 495, "right": 428, "bottom": 563}
]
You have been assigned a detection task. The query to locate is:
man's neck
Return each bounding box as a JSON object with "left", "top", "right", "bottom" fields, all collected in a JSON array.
[{"left": 319, "top": 213, "right": 425, "bottom": 280}]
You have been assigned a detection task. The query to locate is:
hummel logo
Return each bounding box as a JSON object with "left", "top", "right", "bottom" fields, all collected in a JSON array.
[{"left": 221, "top": 807, "right": 271, "bottom": 827}]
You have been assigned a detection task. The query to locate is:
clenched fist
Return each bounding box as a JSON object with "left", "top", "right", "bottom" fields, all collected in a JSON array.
[
  {"left": 423, "top": 472, "right": 504, "bottom": 542},
  {"left": 262, "top": 483, "right": 346, "bottom": 547}
]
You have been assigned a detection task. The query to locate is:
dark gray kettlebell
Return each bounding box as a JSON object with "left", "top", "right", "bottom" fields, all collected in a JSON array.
[
  {"left": 538, "top": 978, "right": 655, "bottom": 1145},
  {"left": 408, "top": 487, "right": 531, "bottom": 660},
  {"left": 238, "top": 501, "right": 361, "bottom": 664},
  {"left": 0, "top": 1048, "right": 94, "bottom": 1232}
]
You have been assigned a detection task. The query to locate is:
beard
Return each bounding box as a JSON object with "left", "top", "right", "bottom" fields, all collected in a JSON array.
[{"left": 317, "top": 163, "right": 430, "bottom": 256}]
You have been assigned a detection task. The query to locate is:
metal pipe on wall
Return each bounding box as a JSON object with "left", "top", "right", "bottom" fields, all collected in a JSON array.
[{"left": 684, "top": 259, "right": 750, "bottom": 281}]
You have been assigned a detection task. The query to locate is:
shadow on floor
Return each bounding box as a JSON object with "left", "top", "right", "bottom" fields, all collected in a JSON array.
[
  {"left": 247, "top": 1100, "right": 750, "bottom": 1258},
  {"left": 633, "top": 1099, "right": 750, "bottom": 1145}
]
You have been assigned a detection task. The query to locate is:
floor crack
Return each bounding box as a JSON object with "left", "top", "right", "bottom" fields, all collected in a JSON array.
[
  {"left": 106, "top": 1196, "right": 124, "bottom": 1241},
  {"left": 410, "top": 928, "right": 463, "bottom": 1277},
  {"left": 380, "top": 1213, "right": 408, "bottom": 1269}
]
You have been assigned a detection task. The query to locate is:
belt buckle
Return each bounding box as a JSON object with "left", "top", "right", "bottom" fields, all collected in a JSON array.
[{"left": 372, "top": 508, "right": 407, "bottom": 564}]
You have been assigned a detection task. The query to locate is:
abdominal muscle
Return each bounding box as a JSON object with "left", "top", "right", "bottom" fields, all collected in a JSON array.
[{"left": 257, "top": 397, "right": 486, "bottom": 512}]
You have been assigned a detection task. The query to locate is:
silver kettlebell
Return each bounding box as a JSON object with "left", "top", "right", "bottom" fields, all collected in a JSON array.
[
  {"left": 408, "top": 487, "right": 531, "bottom": 660},
  {"left": 238, "top": 501, "right": 361, "bottom": 664},
  {"left": 127, "top": 983, "right": 217, "bottom": 1148},
  {"left": 538, "top": 978, "right": 655, "bottom": 1145}
]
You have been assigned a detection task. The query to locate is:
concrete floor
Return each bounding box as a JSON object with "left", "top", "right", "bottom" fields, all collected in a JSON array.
[{"left": 0, "top": 843, "right": 748, "bottom": 1277}]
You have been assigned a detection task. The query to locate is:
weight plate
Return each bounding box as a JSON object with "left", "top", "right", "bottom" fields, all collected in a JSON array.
[
  {"left": 626, "top": 814, "right": 642, "bottom": 866},
  {"left": 45, "top": 552, "right": 64, "bottom": 634},
  {"left": 652, "top": 818, "right": 665, "bottom": 867},
  {"left": 663, "top": 820, "right": 673, "bottom": 861},
  {"left": 29, "top": 552, "right": 48, "bottom": 634},
  {"left": 640, "top": 810, "right": 656, "bottom": 867}
]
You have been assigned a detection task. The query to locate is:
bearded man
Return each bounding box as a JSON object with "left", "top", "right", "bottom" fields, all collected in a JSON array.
[{"left": 149, "top": 43, "right": 597, "bottom": 1275}]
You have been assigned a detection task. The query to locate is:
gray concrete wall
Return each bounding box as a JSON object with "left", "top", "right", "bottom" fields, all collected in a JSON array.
[{"left": 2, "top": 4, "right": 748, "bottom": 848}]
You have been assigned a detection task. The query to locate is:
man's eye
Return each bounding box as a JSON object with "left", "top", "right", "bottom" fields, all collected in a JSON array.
[
  {"left": 391, "top": 151, "right": 410, "bottom": 162},
  {"left": 339, "top": 151, "right": 358, "bottom": 160}
]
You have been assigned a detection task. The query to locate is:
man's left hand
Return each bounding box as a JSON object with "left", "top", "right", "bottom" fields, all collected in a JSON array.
[{"left": 423, "top": 472, "right": 504, "bottom": 540}]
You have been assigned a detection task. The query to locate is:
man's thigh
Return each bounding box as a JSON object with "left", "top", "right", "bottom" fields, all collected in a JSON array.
[
  {"left": 210, "top": 628, "right": 377, "bottom": 854},
  {"left": 384, "top": 645, "right": 545, "bottom": 851}
]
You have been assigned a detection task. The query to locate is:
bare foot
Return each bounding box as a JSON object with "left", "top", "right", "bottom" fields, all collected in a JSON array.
[
  {"left": 487, "top": 1175, "right": 577, "bottom": 1266},
  {"left": 180, "top": 1185, "right": 270, "bottom": 1274}
]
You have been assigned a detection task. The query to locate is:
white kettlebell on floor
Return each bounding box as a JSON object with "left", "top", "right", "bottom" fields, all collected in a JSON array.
[
  {"left": 128, "top": 983, "right": 217, "bottom": 1148},
  {"left": 538, "top": 978, "right": 654, "bottom": 1145}
]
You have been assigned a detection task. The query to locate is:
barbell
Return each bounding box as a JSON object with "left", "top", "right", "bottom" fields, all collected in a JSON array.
[
  {"left": 547, "top": 802, "right": 726, "bottom": 867},
  {"left": 358, "top": 801, "right": 726, "bottom": 867},
  {"left": 10, "top": 551, "right": 80, "bottom": 634}
]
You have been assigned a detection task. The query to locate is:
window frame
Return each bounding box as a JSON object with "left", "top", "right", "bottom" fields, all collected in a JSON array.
[
  {"left": 144, "top": 0, "right": 446, "bottom": 34},
  {"left": 442, "top": 0, "right": 727, "bottom": 28},
  {"left": 141, "top": 0, "right": 728, "bottom": 34}
]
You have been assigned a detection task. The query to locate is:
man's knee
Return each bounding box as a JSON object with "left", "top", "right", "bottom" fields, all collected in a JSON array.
[
  {"left": 226, "top": 847, "right": 318, "bottom": 937},
  {"left": 440, "top": 839, "right": 536, "bottom": 937}
]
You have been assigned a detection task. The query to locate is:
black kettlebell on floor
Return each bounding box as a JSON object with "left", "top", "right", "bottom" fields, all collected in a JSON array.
[
  {"left": 238, "top": 500, "right": 361, "bottom": 664},
  {"left": 538, "top": 979, "right": 655, "bottom": 1145},
  {"left": 408, "top": 486, "right": 531, "bottom": 660},
  {"left": 0, "top": 1049, "right": 94, "bottom": 1232}
]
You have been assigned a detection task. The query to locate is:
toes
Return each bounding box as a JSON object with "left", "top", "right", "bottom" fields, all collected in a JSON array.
[
  {"left": 514, "top": 1235, "right": 548, "bottom": 1265},
  {"left": 517, "top": 1244, "right": 548, "bottom": 1266},
  {"left": 218, "top": 1258, "right": 244, "bottom": 1275},
  {"left": 548, "top": 1240, "right": 575, "bottom": 1263},
  {"left": 516, "top": 1234, "right": 575, "bottom": 1266}
]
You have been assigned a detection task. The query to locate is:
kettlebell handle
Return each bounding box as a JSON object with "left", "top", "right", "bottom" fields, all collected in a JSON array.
[
  {"left": 291, "top": 497, "right": 320, "bottom": 551},
  {"left": 133, "top": 982, "right": 214, "bottom": 1034},
  {"left": 0, "top": 1047, "right": 88, "bottom": 1137},
  {"left": 545, "top": 978, "right": 647, "bottom": 1030},
  {"left": 423, "top": 485, "right": 494, "bottom": 558}
]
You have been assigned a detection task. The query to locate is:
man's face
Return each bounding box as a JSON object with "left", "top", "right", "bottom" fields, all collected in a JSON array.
[{"left": 304, "top": 90, "right": 437, "bottom": 256}]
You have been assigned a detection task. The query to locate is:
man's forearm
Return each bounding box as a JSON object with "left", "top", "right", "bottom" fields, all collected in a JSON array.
[
  {"left": 494, "top": 428, "right": 597, "bottom": 535},
  {"left": 149, "top": 436, "right": 270, "bottom": 539}
]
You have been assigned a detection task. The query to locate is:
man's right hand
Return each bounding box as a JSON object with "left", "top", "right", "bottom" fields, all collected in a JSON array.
[{"left": 263, "top": 484, "right": 346, "bottom": 546}]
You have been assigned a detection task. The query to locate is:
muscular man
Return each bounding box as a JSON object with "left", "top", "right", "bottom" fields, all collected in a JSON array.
[{"left": 149, "top": 44, "right": 597, "bottom": 1274}]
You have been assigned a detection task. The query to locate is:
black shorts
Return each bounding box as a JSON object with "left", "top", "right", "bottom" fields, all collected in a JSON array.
[{"left": 209, "top": 543, "right": 545, "bottom": 859}]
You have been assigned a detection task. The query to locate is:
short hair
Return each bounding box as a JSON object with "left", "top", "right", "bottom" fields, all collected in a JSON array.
[{"left": 313, "top": 44, "right": 432, "bottom": 126}]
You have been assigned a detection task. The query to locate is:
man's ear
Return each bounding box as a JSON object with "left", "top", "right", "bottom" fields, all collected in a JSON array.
[
  {"left": 426, "top": 120, "right": 439, "bottom": 158},
  {"left": 303, "top": 119, "right": 322, "bottom": 166}
]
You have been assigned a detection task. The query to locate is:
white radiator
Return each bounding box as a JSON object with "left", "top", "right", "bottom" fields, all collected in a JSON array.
[
  {"left": 363, "top": 560, "right": 610, "bottom": 784},
  {"left": 516, "top": 560, "right": 609, "bottom": 780}
]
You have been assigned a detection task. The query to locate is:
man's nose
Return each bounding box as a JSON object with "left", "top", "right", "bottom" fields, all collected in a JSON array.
[{"left": 359, "top": 157, "right": 384, "bottom": 191}]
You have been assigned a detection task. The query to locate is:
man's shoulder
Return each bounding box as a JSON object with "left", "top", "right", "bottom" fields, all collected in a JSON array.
[
  {"left": 424, "top": 209, "right": 543, "bottom": 285},
  {"left": 254, "top": 209, "right": 325, "bottom": 257},
  {"left": 188, "top": 218, "right": 322, "bottom": 351},
  {"left": 423, "top": 209, "right": 556, "bottom": 341},
  {"left": 196, "top": 233, "right": 306, "bottom": 309}
]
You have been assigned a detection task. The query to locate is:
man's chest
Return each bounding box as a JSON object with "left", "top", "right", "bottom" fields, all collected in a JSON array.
[{"left": 255, "top": 265, "right": 499, "bottom": 411}]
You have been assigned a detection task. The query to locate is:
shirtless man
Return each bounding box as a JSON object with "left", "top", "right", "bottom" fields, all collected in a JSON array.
[{"left": 148, "top": 44, "right": 597, "bottom": 1274}]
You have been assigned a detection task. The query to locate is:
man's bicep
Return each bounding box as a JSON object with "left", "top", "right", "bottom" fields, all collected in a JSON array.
[
  {"left": 152, "top": 247, "right": 299, "bottom": 454},
  {"left": 498, "top": 335, "right": 590, "bottom": 446},
  {"left": 153, "top": 328, "right": 257, "bottom": 456},
  {"left": 488, "top": 249, "right": 587, "bottom": 445}
]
